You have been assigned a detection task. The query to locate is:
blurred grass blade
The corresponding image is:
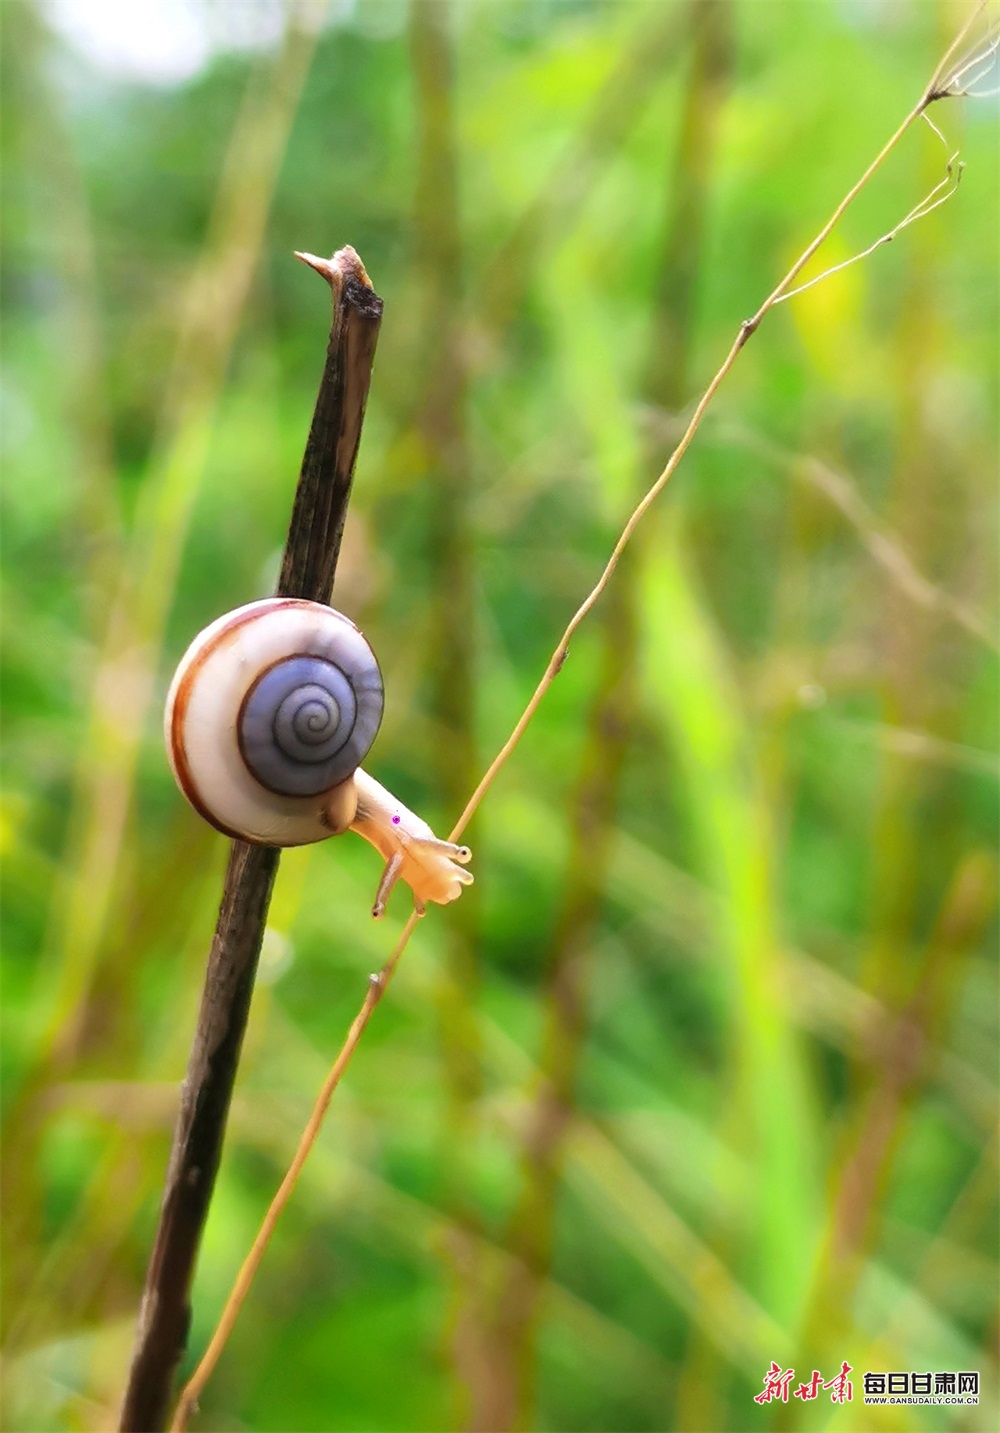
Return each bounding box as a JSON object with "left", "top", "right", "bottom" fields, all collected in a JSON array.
[
  {"left": 37, "top": 8, "right": 322, "bottom": 1066},
  {"left": 3, "top": 1, "right": 322, "bottom": 1348},
  {"left": 639, "top": 507, "right": 821, "bottom": 1332}
]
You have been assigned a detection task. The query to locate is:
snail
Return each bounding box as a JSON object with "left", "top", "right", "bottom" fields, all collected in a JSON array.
[{"left": 164, "top": 597, "right": 473, "bottom": 917}]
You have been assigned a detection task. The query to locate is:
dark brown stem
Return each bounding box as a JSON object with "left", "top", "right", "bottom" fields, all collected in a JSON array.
[
  {"left": 280, "top": 248, "right": 384, "bottom": 602},
  {"left": 119, "top": 246, "right": 383, "bottom": 1432}
]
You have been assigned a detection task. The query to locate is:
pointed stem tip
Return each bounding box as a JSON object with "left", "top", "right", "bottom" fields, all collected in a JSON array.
[{"left": 294, "top": 245, "right": 373, "bottom": 291}]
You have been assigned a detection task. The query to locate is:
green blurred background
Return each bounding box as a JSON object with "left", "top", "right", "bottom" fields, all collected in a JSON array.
[{"left": 2, "top": 1, "right": 997, "bottom": 1428}]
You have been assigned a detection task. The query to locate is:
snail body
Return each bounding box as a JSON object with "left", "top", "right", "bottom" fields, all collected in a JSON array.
[
  {"left": 352, "top": 770, "right": 473, "bottom": 918},
  {"left": 164, "top": 597, "right": 473, "bottom": 916}
]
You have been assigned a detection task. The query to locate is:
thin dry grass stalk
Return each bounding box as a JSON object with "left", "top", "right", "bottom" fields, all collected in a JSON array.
[
  {"left": 168, "top": 7, "right": 991, "bottom": 1427},
  {"left": 772, "top": 112, "right": 964, "bottom": 306}
]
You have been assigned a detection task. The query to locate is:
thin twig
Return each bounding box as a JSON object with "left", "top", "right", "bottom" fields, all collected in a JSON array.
[
  {"left": 926, "top": 0, "right": 991, "bottom": 96},
  {"left": 120, "top": 247, "right": 383, "bottom": 1433},
  {"left": 170, "top": 12, "right": 985, "bottom": 1427},
  {"left": 773, "top": 147, "right": 963, "bottom": 305},
  {"left": 444, "top": 31, "right": 967, "bottom": 844},
  {"left": 937, "top": 22, "right": 998, "bottom": 94},
  {"left": 169, "top": 923, "right": 417, "bottom": 1432}
]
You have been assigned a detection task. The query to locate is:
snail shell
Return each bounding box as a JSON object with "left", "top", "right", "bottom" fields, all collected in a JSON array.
[{"left": 165, "top": 597, "right": 383, "bottom": 846}]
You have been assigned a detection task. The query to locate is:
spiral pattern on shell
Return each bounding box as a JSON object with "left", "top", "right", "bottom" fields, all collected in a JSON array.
[{"left": 165, "top": 598, "right": 383, "bottom": 846}]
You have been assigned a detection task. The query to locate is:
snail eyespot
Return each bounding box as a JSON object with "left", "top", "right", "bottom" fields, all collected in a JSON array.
[{"left": 392, "top": 814, "right": 401, "bottom": 825}]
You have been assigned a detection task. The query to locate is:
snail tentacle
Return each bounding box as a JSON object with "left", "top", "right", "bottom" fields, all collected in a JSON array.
[{"left": 372, "top": 851, "right": 405, "bottom": 920}]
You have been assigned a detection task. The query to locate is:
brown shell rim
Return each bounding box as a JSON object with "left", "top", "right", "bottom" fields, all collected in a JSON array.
[{"left": 168, "top": 598, "right": 356, "bottom": 842}]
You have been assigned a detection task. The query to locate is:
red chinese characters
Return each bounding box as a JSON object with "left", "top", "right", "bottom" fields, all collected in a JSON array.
[
  {"left": 757, "top": 1361, "right": 853, "bottom": 1405},
  {"left": 754, "top": 1363, "right": 795, "bottom": 1404}
]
